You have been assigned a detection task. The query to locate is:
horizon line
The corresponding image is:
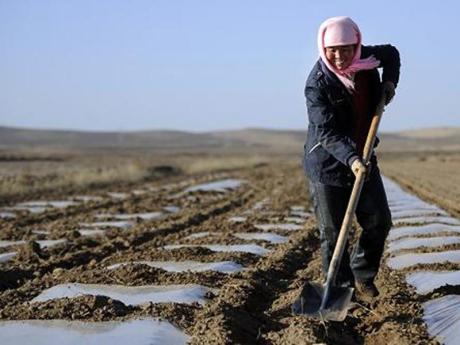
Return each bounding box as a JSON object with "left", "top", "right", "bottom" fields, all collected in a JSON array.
[{"left": 1, "top": 124, "right": 459, "bottom": 135}]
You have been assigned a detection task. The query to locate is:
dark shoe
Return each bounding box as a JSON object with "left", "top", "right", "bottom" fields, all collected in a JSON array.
[{"left": 355, "top": 281, "right": 379, "bottom": 301}]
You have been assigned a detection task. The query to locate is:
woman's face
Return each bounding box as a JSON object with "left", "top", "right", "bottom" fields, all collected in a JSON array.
[{"left": 325, "top": 44, "right": 356, "bottom": 70}]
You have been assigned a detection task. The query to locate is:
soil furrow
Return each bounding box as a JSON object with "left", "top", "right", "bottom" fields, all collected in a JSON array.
[
  {"left": 188, "top": 222, "right": 319, "bottom": 344},
  {"left": 0, "top": 162, "right": 452, "bottom": 344},
  {"left": 0, "top": 188, "right": 254, "bottom": 293}
]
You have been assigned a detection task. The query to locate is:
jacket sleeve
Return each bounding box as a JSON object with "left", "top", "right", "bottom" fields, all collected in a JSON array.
[
  {"left": 362, "top": 44, "right": 401, "bottom": 87},
  {"left": 305, "top": 83, "right": 358, "bottom": 166}
]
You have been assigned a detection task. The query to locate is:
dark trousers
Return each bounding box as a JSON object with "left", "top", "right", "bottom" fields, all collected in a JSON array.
[{"left": 309, "top": 170, "right": 392, "bottom": 286}]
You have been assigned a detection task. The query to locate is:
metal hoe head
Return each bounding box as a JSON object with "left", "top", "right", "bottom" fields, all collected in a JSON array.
[{"left": 291, "top": 281, "right": 354, "bottom": 321}]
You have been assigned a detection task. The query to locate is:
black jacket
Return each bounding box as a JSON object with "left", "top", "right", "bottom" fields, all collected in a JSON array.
[{"left": 303, "top": 44, "right": 400, "bottom": 187}]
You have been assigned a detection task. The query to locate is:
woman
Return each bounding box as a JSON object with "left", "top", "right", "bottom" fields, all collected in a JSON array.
[{"left": 303, "top": 16, "right": 400, "bottom": 299}]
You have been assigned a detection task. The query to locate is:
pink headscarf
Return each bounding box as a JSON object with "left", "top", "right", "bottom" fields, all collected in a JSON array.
[{"left": 317, "top": 16, "right": 380, "bottom": 92}]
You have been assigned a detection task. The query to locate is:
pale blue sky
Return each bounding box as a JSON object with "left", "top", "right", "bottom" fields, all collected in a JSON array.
[{"left": 1, "top": 0, "right": 458, "bottom": 132}]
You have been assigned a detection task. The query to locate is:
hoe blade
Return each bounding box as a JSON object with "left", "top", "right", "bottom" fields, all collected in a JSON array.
[{"left": 291, "top": 282, "right": 354, "bottom": 322}]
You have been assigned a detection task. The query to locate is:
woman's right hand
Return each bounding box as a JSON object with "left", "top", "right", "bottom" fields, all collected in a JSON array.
[{"left": 351, "top": 158, "right": 367, "bottom": 177}]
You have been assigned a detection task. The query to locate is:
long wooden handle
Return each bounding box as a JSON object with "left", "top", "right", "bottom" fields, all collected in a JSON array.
[
  {"left": 362, "top": 98, "right": 386, "bottom": 164},
  {"left": 325, "top": 97, "right": 386, "bottom": 285}
]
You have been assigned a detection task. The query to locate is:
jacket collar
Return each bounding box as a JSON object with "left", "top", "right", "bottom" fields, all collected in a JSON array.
[{"left": 318, "top": 59, "right": 348, "bottom": 90}]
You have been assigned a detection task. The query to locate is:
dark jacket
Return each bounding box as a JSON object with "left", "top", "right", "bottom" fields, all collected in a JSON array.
[{"left": 303, "top": 44, "right": 400, "bottom": 187}]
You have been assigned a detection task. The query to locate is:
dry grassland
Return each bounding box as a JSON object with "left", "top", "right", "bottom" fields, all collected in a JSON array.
[
  {"left": 3, "top": 145, "right": 459, "bottom": 219},
  {"left": 0, "top": 149, "right": 276, "bottom": 202}
]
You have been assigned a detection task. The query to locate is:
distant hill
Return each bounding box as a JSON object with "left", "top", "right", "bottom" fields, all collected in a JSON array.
[
  {"left": 209, "top": 128, "right": 306, "bottom": 150},
  {"left": 378, "top": 127, "right": 460, "bottom": 151},
  {"left": 212, "top": 127, "right": 460, "bottom": 152},
  {"left": 0, "top": 127, "right": 243, "bottom": 150},
  {"left": 0, "top": 126, "right": 459, "bottom": 152},
  {"left": 397, "top": 127, "right": 460, "bottom": 139}
]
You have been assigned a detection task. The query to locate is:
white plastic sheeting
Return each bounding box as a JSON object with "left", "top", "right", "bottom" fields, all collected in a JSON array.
[
  {"left": 0, "top": 240, "right": 66, "bottom": 249},
  {"left": 0, "top": 240, "right": 25, "bottom": 248},
  {"left": 73, "top": 195, "right": 104, "bottom": 202},
  {"left": 290, "top": 206, "right": 305, "bottom": 212},
  {"left": 387, "top": 236, "right": 460, "bottom": 253},
  {"left": 2, "top": 200, "right": 78, "bottom": 214},
  {"left": 384, "top": 179, "right": 419, "bottom": 195},
  {"left": 250, "top": 199, "right": 270, "bottom": 211},
  {"left": 78, "top": 229, "right": 106, "bottom": 237},
  {"left": 163, "top": 206, "right": 180, "bottom": 213},
  {"left": 233, "top": 232, "right": 288, "bottom": 244},
  {"left": 393, "top": 216, "right": 460, "bottom": 226},
  {"left": 390, "top": 204, "right": 444, "bottom": 213},
  {"left": 289, "top": 211, "right": 312, "bottom": 219},
  {"left": 163, "top": 244, "right": 269, "bottom": 256},
  {"left": 79, "top": 221, "right": 134, "bottom": 229},
  {"left": 254, "top": 223, "right": 303, "bottom": 231},
  {"left": 107, "top": 260, "right": 243, "bottom": 274},
  {"left": 0, "top": 211, "right": 16, "bottom": 219},
  {"left": 37, "top": 240, "right": 67, "bottom": 248},
  {"left": 132, "top": 190, "right": 147, "bottom": 195},
  {"left": 32, "top": 283, "right": 215, "bottom": 305},
  {"left": 423, "top": 295, "right": 460, "bottom": 345},
  {"left": 0, "top": 252, "right": 17, "bottom": 263},
  {"left": 289, "top": 205, "right": 312, "bottom": 217},
  {"left": 228, "top": 216, "right": 247, "bottom": 223},
  {"left": 383, "top": 176, "right": 460, "bottom": 344},
  {"left": 184, "top": 179, "right": 246, "bottom": 193},
  {"left": 184, "top": 232, "right": 211, "bottom": 240},
  {"left": 3, "top": 205, "right": 47, "bottom": 214},
  {"left": 0, "top": 319, "right": 189, "bottom": 345},
  {"left": 106, "top": 192, "right": 129, "bottom": 199},
  {"left": 406, "top": 271, "right": 460, "bottom": 294},
  {"left": 391, "top": 209, "right": 447, "bottom": 219},
  {"left": 32, "top": 230, "right": 51, "bottom": 235},
  {"left": 95, "top": 212, "right": 163, "bottom": 221},
  {"left": 17, "top": 200, "right": 78, "bottom": 209},
  {"left": 283, "top": 217, "right": 304, "bottom": 224},
  {"left": 387, "top": 224, "right": 460, "bottom": 241},
  {"left": 387, "top": 250, "right": 460, "bottom": 270}
]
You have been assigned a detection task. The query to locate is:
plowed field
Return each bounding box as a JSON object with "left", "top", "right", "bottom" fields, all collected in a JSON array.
[{"left": 1, "top": 158, "right": 458, "bottom": 344}]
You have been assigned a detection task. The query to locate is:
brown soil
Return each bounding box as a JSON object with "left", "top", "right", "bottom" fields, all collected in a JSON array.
[{"left": 0, "top": 161, "right": 446, "bottom": 344}]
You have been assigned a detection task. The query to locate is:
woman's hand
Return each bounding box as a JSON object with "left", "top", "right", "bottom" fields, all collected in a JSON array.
[
  {"left": 351, "top": 158, "right": 367, "bottom": 177},
  {"left": 382, "top": 81, "right": 396, "bottom": 105}
]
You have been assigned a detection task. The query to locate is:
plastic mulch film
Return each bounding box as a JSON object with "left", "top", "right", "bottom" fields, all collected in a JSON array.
[
  {"left": 387, "top": 250, "right": 460, "bottom": 270},
  {"left": 423, "top": 295, "right": 460, "bottom": 345},
  {"left": 407, "top": 271, "right": 460, "bottom": 294},
  {"left": 387, "top": 236, "right": 460, "bottom": 253}
]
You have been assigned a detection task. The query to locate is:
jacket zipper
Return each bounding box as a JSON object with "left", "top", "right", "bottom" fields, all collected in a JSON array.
[{"left": 308, "top": 142, "right": 321, "bottom": 154}]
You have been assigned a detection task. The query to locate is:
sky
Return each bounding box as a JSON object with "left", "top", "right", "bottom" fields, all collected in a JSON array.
[{"left": 0, "top": 0, "right": 459, "bottom": 132}]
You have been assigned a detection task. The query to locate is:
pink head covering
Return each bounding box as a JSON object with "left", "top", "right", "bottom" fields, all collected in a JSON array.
[{"left": 317, "top": 16, "right": 380, "bottom": 92}]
